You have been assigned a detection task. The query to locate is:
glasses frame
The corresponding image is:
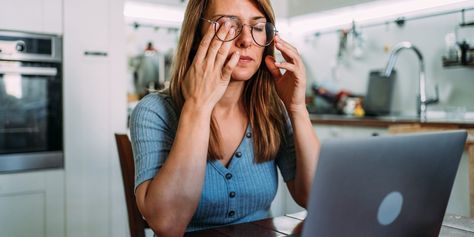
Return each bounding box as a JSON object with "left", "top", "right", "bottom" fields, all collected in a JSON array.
[{"left": 201, "top": 16, "right": 278, "bottom": 47}]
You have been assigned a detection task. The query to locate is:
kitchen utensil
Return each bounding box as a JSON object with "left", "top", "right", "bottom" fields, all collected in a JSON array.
[{"left": 364, "top": 70, "right": 396, "bottom": 116}]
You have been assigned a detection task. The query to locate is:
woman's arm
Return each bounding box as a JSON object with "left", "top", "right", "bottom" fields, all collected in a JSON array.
[
  {"left": 135, "top": 102, "right": 212, "bottom": 237},
  {"left": 286, "top": 108, "right": 320, "bottom": 207},
  {"left": 134, "top": 22, "right": 239, "bottom": 237}
]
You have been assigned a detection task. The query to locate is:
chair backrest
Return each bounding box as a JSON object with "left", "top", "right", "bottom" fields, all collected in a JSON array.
[{"left": 114, "top": 133, "right": 149, "bottom": 237}]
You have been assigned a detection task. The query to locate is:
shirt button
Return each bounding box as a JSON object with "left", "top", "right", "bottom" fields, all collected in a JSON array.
[
  {"left": 246, "top": 132, "right": 252, "bottom": 138},
  {"left": 229, "top": 191, "right": 236, "bottom": 198},
  {"left": 235, "top": 151, "right": 242, "bottom": 158},
  {"left": 228, "top": 211, "right": 235, "bottom": 217},
  {"left": 225, "top": 173, "right": 233, "bottom": 180}
]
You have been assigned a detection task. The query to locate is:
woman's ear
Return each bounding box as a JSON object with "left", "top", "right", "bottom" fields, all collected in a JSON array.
[{"left": 265, "top": 55, "right": 282, "bottom": 81}]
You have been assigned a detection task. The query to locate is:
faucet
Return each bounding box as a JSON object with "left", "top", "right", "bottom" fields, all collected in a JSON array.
[{"left": 383, "top": 41, "right": 439, "bottom": 120}]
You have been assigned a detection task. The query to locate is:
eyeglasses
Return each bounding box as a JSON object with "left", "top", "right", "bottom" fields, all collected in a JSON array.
[{"left": 201, "top": 16, "right": 278, "bottom": 47}]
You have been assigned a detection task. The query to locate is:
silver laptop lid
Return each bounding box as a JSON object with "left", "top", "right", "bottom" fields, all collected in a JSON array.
[{"left": 302, "top": 130, "right": 467, "bottom": 237}]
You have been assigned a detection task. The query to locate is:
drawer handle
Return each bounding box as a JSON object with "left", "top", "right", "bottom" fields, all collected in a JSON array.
[{"left": 84, "top": 51, "right": 108, "bottom": 57}]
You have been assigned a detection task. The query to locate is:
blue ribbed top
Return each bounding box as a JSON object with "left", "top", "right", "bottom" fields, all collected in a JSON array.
[{"left": 130, "top": 92, "right": 296, "bottom": 232}]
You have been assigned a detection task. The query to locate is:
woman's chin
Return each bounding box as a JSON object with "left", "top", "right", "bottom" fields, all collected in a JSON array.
[{"left": 231, "top": 68, "right": 258, "bottom": 81}]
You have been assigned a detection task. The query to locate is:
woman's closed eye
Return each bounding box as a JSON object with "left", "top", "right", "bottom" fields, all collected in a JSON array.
[{"left": 252, "top": 23, "right": 266, "bottom": 32}]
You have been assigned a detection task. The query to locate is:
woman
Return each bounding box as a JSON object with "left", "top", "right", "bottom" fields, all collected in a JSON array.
[{"left": 130, "top": 0, "right": 320, "bottom": 236}]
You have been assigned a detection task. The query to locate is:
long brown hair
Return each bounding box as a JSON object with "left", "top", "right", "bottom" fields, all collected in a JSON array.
[{"left": 169, "top": 0, "right": 286, "bottom": 163}]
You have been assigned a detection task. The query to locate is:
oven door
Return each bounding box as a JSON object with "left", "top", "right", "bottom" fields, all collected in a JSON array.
[{"left": 0, "top": 61, "right": 63, "bottom": 172}]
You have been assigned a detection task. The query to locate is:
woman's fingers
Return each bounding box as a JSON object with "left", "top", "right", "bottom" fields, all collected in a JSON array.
[
  {"left": 206, "top": 21, "right": 231, "bottom": 65},
  {"left": 275, "top": 41, "right": 300, "bottom": 65},
  {"left": 265, "top": 56, "right": 282, "bottom": 81},
  {"left": 275, "top": 36, "right": 299, "bottom": 54},
  {"left": 275, "top": 36, "right": 301, "bottom": 65},
  {"left": 221, "top": 51, "right": 240, "bottom": 80},
  {"left": 274, "top": 61, "right": 297, "bottom": 72},
  {"left": 214, "top": 28, "right": 235, "bottom": 68},
  {"left": 195, "top": 23, "right": 218, "bottom": 64}
]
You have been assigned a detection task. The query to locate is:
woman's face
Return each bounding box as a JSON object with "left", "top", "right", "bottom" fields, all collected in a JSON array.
[{"left": 203, "top": 0, "right": 267, "bottom": 81}]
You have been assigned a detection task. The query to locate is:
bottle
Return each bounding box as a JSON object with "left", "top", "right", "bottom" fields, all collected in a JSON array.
[{"left": 444, "top": 32, "right": 460, "bottom": 64}]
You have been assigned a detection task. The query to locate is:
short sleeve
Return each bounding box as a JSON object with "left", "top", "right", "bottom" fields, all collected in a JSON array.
[
  {"left": 275, "top": 115, "right": 297, "bottom": 182},
  {"left": 129, "top": 93, "right": 179, "bottom": 191}
]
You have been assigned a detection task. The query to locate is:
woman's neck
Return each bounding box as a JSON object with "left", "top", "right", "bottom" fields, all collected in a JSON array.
[{"left": 213, "top": 80, "right": 246, "bottom": 118}]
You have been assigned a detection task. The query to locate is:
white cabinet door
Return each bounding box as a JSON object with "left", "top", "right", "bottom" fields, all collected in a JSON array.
[
  {"left": 64, "top": 0, "right": 128, "bottom": 236},
  {"left": 0, "top": 0, "right": 43, "bottom": 33},
  {"left": 43, "top": 0, "right": 63, "bottom": 34},
  {"left": 0, "top": 170, "right": 65, "bottom": 237},
  {"left": 64, "top": 0, "right": 110, "bottom": 230},
  {"left": 0, "top": 0, "right": 62, "bottom": 34},
  {"left": 64, "top": 0, "right": 108, "bottom": 52},
  {"left": 64, "top": 54, "right": 110, "bottom": 237}
]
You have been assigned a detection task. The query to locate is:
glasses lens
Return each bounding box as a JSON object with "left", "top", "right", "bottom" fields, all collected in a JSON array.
[
  {"left": 214, "top": 17, "right": 241, "bottom": 42},
  {"left": 212, "top": 17, "right": 276, "bottom": 46},
  {"left": 252, "top": 22, "right": 275, "bottom": 46}
]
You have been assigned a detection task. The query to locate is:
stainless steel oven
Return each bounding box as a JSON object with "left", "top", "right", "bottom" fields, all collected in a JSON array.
[{"left": 0, "top": 31, "right": 63, "bottom": 173}]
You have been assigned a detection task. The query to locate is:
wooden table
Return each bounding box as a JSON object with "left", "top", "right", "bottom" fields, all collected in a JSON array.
[{"left": 185, "top": 211, "right": 474, "bottom": 237}]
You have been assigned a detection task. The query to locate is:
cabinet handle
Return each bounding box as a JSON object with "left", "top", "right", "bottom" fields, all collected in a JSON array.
[{"left": 84, "top": 51, "right": 108, "bottom": 57}]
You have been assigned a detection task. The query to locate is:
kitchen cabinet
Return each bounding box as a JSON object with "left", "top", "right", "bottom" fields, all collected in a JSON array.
[
  {"left": 0, "top": 170, "right": 65, "bottom": 237},
  {"left": 64, "top": 0, "right": 128, "bottom": 236},
  {"left": 313, "top": 124, "right": 387, "bottom": 140},
  {"left": 0, "top": 0, "right": 62, "bottom": 35}
]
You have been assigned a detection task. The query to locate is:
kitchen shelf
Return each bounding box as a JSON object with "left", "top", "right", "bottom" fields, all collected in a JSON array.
[{"left": 442, "top": 60, "right": 474, "bottom": 68}]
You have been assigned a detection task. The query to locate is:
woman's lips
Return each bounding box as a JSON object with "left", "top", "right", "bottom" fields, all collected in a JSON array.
[{"left": 238, "top": 55, "right": 254, "bottom": 64}]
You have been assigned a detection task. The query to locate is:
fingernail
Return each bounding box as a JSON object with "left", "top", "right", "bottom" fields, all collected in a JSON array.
[
  {"left": 229, "top": 28, "right": 235, "bottom": 35},
  {"left": 225, "top": 21, "right": 230, "bottom": 27}
]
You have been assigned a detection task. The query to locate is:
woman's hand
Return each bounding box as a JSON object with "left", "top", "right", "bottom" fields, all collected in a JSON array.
[
  {"left": 265, "top": 36, "right": 307, "bottom": 113},
  {"left": 182, "top": 22, "right": 240, "bottom": 111}
]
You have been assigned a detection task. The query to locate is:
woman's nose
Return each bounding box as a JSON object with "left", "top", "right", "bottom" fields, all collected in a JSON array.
[{"left": 235, "top": 26, "right": 253, "bottom": 48}]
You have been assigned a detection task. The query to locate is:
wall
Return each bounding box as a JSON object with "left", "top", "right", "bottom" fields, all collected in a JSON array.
[
  {"left": 290, "top": 4, "right": 474, "bottom": 115},
  {"left": 289, "top": 0, "right": 376, "bottom": 17}
]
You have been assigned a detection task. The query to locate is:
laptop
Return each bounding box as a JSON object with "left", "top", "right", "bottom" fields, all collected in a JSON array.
[{"left": 299, "top": 130, "right": 467, "bottom": 237}]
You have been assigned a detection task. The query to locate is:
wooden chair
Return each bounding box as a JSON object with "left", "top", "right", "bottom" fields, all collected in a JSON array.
[{"left": 114, "top": 133, "right": 150, "bottom": 237}]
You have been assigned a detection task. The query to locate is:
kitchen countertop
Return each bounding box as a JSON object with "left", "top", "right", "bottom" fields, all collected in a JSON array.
[{"left": 310, "top": 113, "right": 474, "bottom": 129}]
